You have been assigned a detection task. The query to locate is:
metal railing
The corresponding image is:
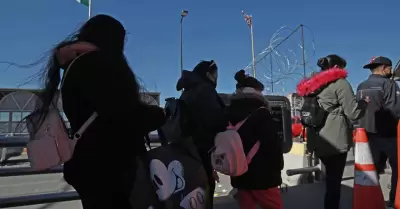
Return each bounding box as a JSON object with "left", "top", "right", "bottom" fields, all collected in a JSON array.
[
  {"left": 0, "top": 165, "right": 63, "bottom": 177},
  {"left": 0, "top": 135, "right": 163, "bottom": 208},
  {"left": 0, "top": 136, "right": 28, "bottom": 148},
  {"left": 285, "top": 152, "right": 323, "bottom": 183},
  {"left": 0, "top": 159, "right": 29, "bottom": 166},
  {"left": 286, "top": 166, "right": 320, "bottom": 176},
  {"left": 0, "top": 163, "right": 74, "bottom": 208},
  {"left": 0, "top": 191, "right": 79, "bottom": 208}
]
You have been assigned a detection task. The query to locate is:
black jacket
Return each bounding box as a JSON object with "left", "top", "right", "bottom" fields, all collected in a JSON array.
[
  {"left": 61, "top": 51, "right": 166, "bottom": 190},
  {"left": 226, "top": 93, "right": 283, "bottom": 190},
  {"left": 176, "top": 70, "right": 226, "bottom": 161},
  {"left": 357, "top": 74, "right": 400, "bottom": 138}
]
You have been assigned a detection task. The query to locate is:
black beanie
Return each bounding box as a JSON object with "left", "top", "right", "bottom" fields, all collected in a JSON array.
[
  {"left": 234, "top": 69, "right": 264, "bottom": 91},
  {"left": 192, "top": 60, "right": 218, "bottom": 78}
]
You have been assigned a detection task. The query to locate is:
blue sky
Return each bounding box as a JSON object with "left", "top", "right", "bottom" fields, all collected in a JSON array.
[{"left": 0, "top": 0, "right": 399, "bottom": 103}]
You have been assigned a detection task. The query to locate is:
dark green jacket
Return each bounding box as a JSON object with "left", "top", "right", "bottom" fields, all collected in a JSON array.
[{"left": 296, "top": 68, "right": 368, "bottom": 156}]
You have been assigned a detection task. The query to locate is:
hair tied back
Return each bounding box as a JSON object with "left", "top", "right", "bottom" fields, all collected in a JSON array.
[
  {"left": 317, "top": 57, "right": 327, "bottom": 68},
  {"left": 234, "top": 69, "right": 247, "bottom": 83}
]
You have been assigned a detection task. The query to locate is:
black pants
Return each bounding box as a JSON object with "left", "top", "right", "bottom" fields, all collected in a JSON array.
[
  {"left": 67, "top": 167, "right": 135, "bottom": 209},
  {"left": 77, "top": 189, "right": 132, "bottom": 209},
  {"left": 319, "top": 152, "right": 347, "bottom": 209},
  {"left": 368, "top": 135, "right": 398, "bottom": 202},
  {"left": 207, "top": 171, "right": 216, "bottom": 209},
  {"left": 376, "top": 152, "right": 388, "bottom": 174},
  {"left": 201, "top": 153, "right": 216, "bottom": 209}
]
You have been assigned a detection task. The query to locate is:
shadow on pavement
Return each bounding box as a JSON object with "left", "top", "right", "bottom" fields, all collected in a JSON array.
[{"left": 213, "top": 182, "right": 354, "bottom": 209}]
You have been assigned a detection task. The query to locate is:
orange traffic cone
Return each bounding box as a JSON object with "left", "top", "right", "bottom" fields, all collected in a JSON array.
[
  {"left": 394, "top": 121, "right": 400, "bottom": 209},
  {"left": 353, "top": 128, "right": 386, "bottom": 209}
]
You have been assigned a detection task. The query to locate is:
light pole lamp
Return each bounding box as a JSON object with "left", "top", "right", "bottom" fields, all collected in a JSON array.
[{"left": 180, "top": 10, "right": 188, "bottom": 76}]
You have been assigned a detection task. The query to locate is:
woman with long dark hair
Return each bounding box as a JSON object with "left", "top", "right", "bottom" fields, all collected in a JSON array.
[{"left": 31, "top": 14, "right": 166, "bottom": 209}]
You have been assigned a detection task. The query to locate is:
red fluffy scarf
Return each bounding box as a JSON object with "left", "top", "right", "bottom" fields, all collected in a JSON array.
[{"left": 296, "top": 68, "right": 348, "bottom": 96}]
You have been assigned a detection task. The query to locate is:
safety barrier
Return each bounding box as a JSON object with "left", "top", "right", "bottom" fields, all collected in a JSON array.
[
  {"left": 285, "top": 151, "right": 323, "bottom": 183},
  {"left": 286, "top": 166, "right": 320, "bottom": 176}
]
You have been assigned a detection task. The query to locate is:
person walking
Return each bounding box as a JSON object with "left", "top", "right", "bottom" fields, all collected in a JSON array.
[
  {"left": 296, "top": 54, "right": 368, "bottom": 209},
  {"left": 176, "top": 60, "right": 226, "bottom": 208},
  {"left": 357, "top": 56, "right": 400, "bottom": 209},
  {"left": 226, "top": 70, "right": 284, "bottom": 209},
  {"left": 30, "top": 14, "right": 166, "bottom": 209}
]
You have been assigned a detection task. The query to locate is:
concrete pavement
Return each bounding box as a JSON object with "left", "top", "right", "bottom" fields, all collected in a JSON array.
[{"left": 0, "top": 151, "right": 393, "bottom": 209}]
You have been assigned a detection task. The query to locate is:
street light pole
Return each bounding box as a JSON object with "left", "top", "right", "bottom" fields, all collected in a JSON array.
[
  {"left": 180, "top": 10, "right": 188, "bottom": 76},
  {"left": 250, "top": 23, "right": 256, "bottom": 78},
  {"left": 300, "top": 24, "right": 306, "bottom": 79}
]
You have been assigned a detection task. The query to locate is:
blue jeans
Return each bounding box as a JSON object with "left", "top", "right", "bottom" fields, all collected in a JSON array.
[{"left": 368, "top": 135, "right": 398, "bottom": 202}]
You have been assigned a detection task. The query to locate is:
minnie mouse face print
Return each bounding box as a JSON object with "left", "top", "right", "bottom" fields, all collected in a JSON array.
[
  {"left": 150, "top": 159, "right": 186, "bottom": 201},
  {"left": 180, "top": 187, "right": 206, "bottom": 209}
]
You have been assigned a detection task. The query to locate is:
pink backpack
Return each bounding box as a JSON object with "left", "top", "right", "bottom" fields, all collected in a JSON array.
[
  {"left": 210, "top": 107, "right": 265, "bottom": 176},
  {"left": 26, "top": 52, "right": 97, "bottom": 171}
]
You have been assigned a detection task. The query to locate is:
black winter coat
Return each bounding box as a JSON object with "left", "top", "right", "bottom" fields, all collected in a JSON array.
[
  {"left": 176, "top": 70, "right": 226, "bottom": 170},
  {"left": 225, "top": 93, "right": 283, "bottom": 190},
  {"left": 61, "top": 51, "right": 166, "bottom": 192}
]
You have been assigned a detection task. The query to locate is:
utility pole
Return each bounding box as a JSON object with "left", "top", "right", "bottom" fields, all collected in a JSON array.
[
  {"left": 242, "top": 10, "right": 256, "bottom": 77},
  {"left": 301, "top": 24, "right": 306, "bottom": 78},
  {"left": 180, "top": 10, "right": 188, "bottom": 76},
  {"left": 270, "top": 55, "right": 274, "bottom": 93}
]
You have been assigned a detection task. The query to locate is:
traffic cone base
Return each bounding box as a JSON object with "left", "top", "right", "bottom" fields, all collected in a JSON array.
[
  {"left": 353, "top": 128, "right": 386, "bottom": 209},
  {"left": 353, "top": 185, "right": 385, "bottom": 209}
]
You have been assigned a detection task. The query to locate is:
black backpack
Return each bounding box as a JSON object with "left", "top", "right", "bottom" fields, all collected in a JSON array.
[
  {"left": 300, "top": 93, "right": 329, "bottom": 129},
  {"left": 158, "top": 97, "right": 193, "bottom": 144},
  {"left": 130, "top": 98, "right": 210, "bottom": 209}
]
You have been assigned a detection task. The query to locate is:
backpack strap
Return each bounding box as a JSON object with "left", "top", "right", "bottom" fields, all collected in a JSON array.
[
  {"left": 145, "top": 134, "right": 152, "bottom": 150},
  {"left": 229, "top": 106, "right": 268, "bottom": 164},
  {"left": 227, "top": 106, "right": 268, "bottom": 131},
  {"left": 60, "top": 51, "right": 98, "bottom": 141},
  {"left": 227, "top": 118, "right": 248, "bottom": 131},
  {"left": 246, "top": 141, "right": 260, "bottom": 164},
  {"left": 60, "top": 51, "right": 94, "bottom": 88},
  {"left": 72, "top": 112, "right": 98, "bottom": 140}
]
